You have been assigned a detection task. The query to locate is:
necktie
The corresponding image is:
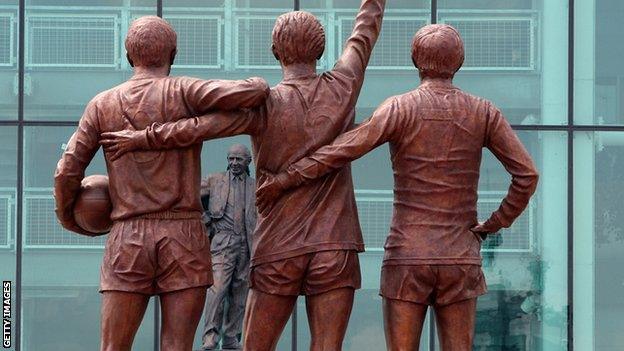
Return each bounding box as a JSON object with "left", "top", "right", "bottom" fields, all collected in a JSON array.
[{"left": 233, "top": 177, "right": 245, "bottom": 235}]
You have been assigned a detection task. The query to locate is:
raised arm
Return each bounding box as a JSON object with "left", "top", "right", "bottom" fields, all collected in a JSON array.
[
  {"left": 331, "top": 0, "right": 386, "bottom": 89},
  {"left": 100, "top": 107, "right": 264, "bottom": 160},
  {"left": 256, "top": 98, "right": 401, "bottom": 212},
  {"left": 54, "top": 102, "right": 101, "bottom": 236},
  {"left": 475, "top": 104, "right": 539, "bottom": 234},
  {"left": 181, "top": 77, "right": 270, "bottom": 114}
]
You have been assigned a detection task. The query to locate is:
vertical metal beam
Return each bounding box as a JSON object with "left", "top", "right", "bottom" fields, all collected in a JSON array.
[
  {"left": 567, "top": 0, "right": 574, "bottom": 349},
  {"left": 294, "top": 0, "right": 300, "bottom": 11},
  {"left": 15, "top": 0, "right": 25, "bottom": 349},
  {"left": 430, "top": 0, "right": 437, "bottom": 24},
  {"left": 157, "top": 0, "right": 163, "bottom": 17}
]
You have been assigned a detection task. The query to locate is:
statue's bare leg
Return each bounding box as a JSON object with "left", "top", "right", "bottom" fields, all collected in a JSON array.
[
  {"left": 305, "top": 287, "right": 355, "bottom": 351},
  {"left": 242, "top": 289, "right": 297, "bottom": 351},
  {"left": 100, "top": 291, "right": 150, "bottom": 351},
  {"left": 383, "top": 298, "right": 428, "bottom": 351},
  {"left": 159, "top": 287, "right": 206, "bottom": 351},
  {"left": 434, "top": 298, "right": 477, "bottom": 351}
]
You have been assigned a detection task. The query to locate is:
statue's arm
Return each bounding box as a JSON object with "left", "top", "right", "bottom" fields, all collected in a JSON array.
[
  {"left": 53, "top": 102, "right": 101, "bottom": 236},
  {"left": 482, "top": 104, "right": 539, "bottom": 233},
  {"left": 331, "top": 0, "right": 386, "bottom": 89},
  {"left": 279, "top": 98, "right": 400, "bottom": 189},
  {"left": 100, "top": 107, "right": 264, "bottom": 159},
  {"left": 142, "top": 107, "right": 262, "bottom": 150},
  {"left": 182, "top": 77, "right": 270, "bottom": 114}
]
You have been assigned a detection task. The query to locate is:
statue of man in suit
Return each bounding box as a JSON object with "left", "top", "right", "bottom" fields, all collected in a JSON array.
[{"left": 200, "top": 144, "right": 256, "bottom": 351}]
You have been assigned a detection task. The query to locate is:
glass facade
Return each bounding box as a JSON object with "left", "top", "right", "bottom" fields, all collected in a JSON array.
[{"left": 0, "top": 0, "right": 621, "bottom": 350}]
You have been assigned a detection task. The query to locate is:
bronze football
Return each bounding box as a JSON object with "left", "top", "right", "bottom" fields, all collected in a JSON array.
[{"left": 73, "top": 175, "right": 113, "bottom": 236}]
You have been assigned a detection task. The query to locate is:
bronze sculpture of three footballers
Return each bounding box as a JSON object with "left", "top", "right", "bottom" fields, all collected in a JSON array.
[{"left": 54, "top": 0, "right": 538, "bottom": 349}]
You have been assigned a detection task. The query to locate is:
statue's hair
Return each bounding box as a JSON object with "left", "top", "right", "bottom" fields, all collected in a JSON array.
[
  {"left": 125, "top": 16, "right": 177, "bottom": 67},
  {"left": 411, "top": 24, "right": 464, "bottom": 79},
  {"left": 272, "top": 11, "right": 325, "bottom": 65}
]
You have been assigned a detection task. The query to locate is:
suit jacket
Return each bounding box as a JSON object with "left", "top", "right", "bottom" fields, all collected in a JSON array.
[{"left": 200, "top": 171, "right": 256, "bottom": 253}]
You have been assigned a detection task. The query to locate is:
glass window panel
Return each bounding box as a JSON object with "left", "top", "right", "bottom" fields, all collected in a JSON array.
[
  {"left": 23, "top": 0, "right": 155, "bottom": 121},
  {"left": 21, "top": 125, "right": 154, "bottom": 349},
  {"left": 0, "top": 0, "right": 17, "bottom": 120},
  {"left": 0, "top": 126, "right": 16, "bottom": 351},
  {"left": 439, "top": 0, "right": 568, "bottom": 125},
  {"left": 574, "top": 131, "right": 624, "bottom": 351},
  {"left": 574, "top": 0, "right": 624, "bottom": 125}
]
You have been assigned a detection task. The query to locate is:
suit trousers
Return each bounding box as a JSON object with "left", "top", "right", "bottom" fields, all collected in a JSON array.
[{"left": 202, "top": 230, "right": 250, "bottom": 349}]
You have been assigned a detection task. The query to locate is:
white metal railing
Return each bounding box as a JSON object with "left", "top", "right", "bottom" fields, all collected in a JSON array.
[
  {"left": 164, "top": 15, "right": 223, "bottom": 69},
  {"left": 440, "top": 16, "right": 536, "bottom": 71},
  {"left": 0, "top": 188, "right": 15, "bottom": 249},
  {"left": 0, "top": 12, "right": 15, "bottom": 67},
  {"left": 23, "top": 188, "right": 106, "bottom": 249},
  {"left": 25, "top": 14, "right": 119, "bottom": 68},
  {"left": 14, "top": 7, "right": 538, "bottom": 72}
]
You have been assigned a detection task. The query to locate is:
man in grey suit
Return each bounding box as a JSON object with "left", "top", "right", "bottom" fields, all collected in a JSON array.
[{"left": 200, "top": 144, "right": 256, "bottom": 350}]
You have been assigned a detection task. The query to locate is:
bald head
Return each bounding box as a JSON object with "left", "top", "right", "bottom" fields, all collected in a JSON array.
[{"left": 227, "top": 144, "right": 252, "bottom": 176}]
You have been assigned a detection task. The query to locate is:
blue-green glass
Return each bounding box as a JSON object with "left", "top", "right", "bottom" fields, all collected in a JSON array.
[
  {"left": 23, "top": 0, "right": 154, "bottom": 121},
  {"left": 439, "top": 0, "right": 568, "bottom": 126},
  {"left": 574, "top": 0, "right": 624, "bottom": 125},
  {"left": 0, "top": 126, "right": 17, "bottom": 351},
  {"left": 574, "top": 132, "right": 624, "bottom": 351},
  {"left": 0, "top": 0, "right": 17, "bottom": 120}
]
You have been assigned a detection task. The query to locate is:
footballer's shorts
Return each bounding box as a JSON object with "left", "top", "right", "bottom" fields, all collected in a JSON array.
[
  {"left": 380, "top": 264, "right": 487, "bottom": 306},
  {"left": 250, "top": 250, "right": 361, "bottom": 296},
  {"left": 100, "top": 215, "right": 212, "bottom": 295}
]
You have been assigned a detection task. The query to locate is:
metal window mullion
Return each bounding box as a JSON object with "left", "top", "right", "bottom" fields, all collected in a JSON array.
[
  {"left": 567, "top": 0, "right": 574, "bottom": 349},
  {"left": 15, "top": 0, "right": 25, "bottom": 350}
]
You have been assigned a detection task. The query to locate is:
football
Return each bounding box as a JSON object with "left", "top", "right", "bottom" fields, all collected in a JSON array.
[{"left": 73, "top": 175, "right": 113, "bottom": 236}]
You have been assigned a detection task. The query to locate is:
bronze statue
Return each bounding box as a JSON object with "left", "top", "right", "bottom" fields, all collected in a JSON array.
[
  {"left": 200, "top": 144, "right": 256, "bottom": 351},
  {"left": 255, "top": 24, "right": 540, "bottom": 350},
  {"left": 99, "top": 1, "right": 386, "bottom": 349},
  {"left": 53, "top": 16, "right": 269, "bottom": 351}
]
